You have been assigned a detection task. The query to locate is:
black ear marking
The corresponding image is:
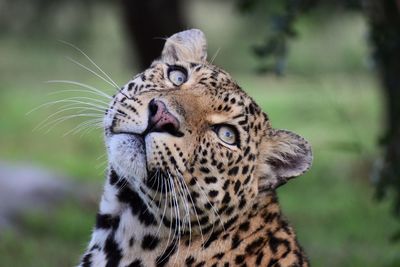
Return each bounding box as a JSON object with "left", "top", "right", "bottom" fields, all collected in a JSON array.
[
  {"left": 258, "top": 129, "right": 312, "bottom": 191},
  {"left": 267, "top": 141, "right": 310, "bottom": 178}
]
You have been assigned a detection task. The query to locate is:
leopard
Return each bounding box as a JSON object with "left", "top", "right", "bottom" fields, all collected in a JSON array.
[{"left": 79, "top": 29, "right": 312, "bottom": 267}]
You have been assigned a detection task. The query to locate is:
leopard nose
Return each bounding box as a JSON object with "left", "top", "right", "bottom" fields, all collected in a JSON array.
[{"left": 145, "top": 99, "right": 183, "bottom": 137}]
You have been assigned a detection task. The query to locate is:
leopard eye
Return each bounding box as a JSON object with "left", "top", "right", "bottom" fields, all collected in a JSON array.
[
  {"left": 215, "top": 125, "right": 238, "bottom": 145},
  {"left": 168, "top": 66, "right": 187, "bottom": 86}
]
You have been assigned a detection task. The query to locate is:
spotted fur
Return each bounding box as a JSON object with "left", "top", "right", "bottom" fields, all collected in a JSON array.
[{"left": 79, "top": 29, "right": 312, "bottom": 267}]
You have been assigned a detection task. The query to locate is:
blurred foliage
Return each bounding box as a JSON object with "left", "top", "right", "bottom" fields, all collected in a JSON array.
[
  {"left": 0, "top": 0, "right": 108, "bottom": 41},
  {"left": 236, "top": 0, "right": 400, "bottom": 240},
  {"left": 235, "top": 0, "right": 363, "bottom": 74},
  {"left": 236, "top": 0, "right": 316, "bottom": 74},
  {"left": 365, "top": 0, "right": 400, "bottom": 240}
]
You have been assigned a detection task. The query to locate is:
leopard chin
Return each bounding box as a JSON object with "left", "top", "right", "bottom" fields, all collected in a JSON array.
[
  {"left": 107, "top": 131, "right": 177, "bottom": 187},
  {"left": 106, "top": 133, "right": 147, "bottom": 182}
]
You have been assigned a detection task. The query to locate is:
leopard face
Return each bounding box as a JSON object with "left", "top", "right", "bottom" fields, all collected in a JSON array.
[{"left": 103, "top": 29, "right": 312, "bottom": 238}]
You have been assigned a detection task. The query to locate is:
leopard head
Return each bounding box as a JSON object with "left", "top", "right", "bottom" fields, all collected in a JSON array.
[{"left": 104, "top": 29, "right": 312, "bottom": 236}]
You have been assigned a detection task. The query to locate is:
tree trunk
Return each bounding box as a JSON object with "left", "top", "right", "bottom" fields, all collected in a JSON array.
[
  {"left": 365, "top": 0, "right": 400, "bottom": 217},
  {"left": 119, "top": 0, "right": 186, "bottom": 70}
]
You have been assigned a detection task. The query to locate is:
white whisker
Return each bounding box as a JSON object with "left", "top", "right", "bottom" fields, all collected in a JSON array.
[
  {"left": 46, "top": 80, "right": 112, "bottom": 100},
  {"left": 40, "top": 113, "right": 103, "bottom": 133},
  {"left": 28, "top": 98, "right": 107, "bottom": 118},
  {"left": 167, "top": 171, "right": 181, "bottom": 264},
  {"left": 59, "top": 40, "right": 120, "bottom": 88},
  {"left": 78, "top": 123, "right": 104, "bottom": 137},
  {"left": 143, "top": 170, "right": 161, "bottom": 215},
  {"left": 64, "top": 119, "right": 103, "bottom": 136},
  {"left": 155, "top": 174, "right": 168, "bottom": 239},
  {"left": 34, "top": 105, "right": 104, "bottom": 131},
  {"left": 195, "top": 181, "right": 226, "bottom": 233},
  {"left": 175, "top": 171, "right": 192, "bottom": 261},
  {"left": 176, "top": 168, "right": 205, "bottom": 246},
  {"left": 33, "top": 106, "right": 103, "bottom": 131},
  {"left": 160, "top": 178, "right": 174, "bottom": 260},
  {"left": 65, "top": 56, "right": 119, "bottom": 90},
  {"left": 210, "top": 47, "right": 221, "bottom": 64},
  {"left": 48, "top": 89, "right": 111, "bottom": 100}
]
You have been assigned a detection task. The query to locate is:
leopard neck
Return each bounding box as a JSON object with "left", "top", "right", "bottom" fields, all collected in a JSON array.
[{"left": 82, "top": 171, "right": 288, "bottom": 267}]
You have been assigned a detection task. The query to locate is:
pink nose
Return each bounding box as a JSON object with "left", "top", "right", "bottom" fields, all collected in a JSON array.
[{"left": 146, "top": 99, "right": 182, "bottom": 136}]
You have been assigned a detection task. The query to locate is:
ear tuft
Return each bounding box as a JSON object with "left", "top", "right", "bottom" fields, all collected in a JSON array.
[
  {"left": 161, "top": 29, "right": 207, "bottom": 63},
  {"left": 257, "top": 129, "right": 312, "bottom": 191}
]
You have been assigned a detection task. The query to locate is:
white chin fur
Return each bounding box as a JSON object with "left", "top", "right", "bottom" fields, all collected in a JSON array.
[{"left": 107, "top": 134, "right": 147, "bottom": 182}]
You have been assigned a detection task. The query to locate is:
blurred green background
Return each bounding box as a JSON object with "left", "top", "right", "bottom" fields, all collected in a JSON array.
[{"left": 0, "top": 1, "right": 399, "bottom": 266}]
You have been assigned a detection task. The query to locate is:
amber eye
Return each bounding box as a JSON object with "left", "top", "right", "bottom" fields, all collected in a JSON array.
[
  {"left": 168, "top": 66, "right": 187, "bottom": 86},
  {"left": 214, "top": 125, "right": 238, "bottom": 145}
]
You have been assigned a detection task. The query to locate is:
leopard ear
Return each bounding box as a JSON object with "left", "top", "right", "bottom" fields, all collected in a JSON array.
[
  {"left": 161, "top": 29, "right": 207, "bottom": 63},
  {"left": 257, "top": 129, "right": 312, "bottom": 191}
]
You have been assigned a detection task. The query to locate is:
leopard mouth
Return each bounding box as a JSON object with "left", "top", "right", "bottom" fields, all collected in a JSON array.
[
  {"left": 106, "top": 131, "right": 148, "bottom": 182},
  {"left": 106, "top": 129, "right": 176, "bottom": 188}
]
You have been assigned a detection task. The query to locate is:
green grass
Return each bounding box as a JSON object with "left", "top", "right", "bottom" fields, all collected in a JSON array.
[
  {"left": 0, "top": 203, "right": 94, "bottom": 267},
  {"left": 0, "top": 3, "right": 399, "bottom": 267}
]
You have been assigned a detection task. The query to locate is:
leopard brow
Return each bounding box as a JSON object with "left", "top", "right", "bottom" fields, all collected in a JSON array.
[{"left": 232, "top": 114, "right": 246, "bottom": 120}]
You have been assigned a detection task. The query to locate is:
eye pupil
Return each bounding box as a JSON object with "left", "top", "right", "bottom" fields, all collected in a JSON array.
[
  {"left": 168, "top": 67, "right": 187, "bottom": 86},
  {"left": 215, "top": 125, "right": 237, "bottom": 146}
]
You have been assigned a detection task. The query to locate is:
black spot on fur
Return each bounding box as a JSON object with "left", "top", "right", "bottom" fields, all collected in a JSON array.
[
  {"left": 118, "top": 186, "right": 157, "bottom": 226},
  {"left": 213, "top": 252, "right": 225, "bottom": 259},
  {"left": 224, "top": 215, "right": 238, "bottom": 230},
  {"left": 223, "top": 180, "right": 230, "bottom": 190},
  {"left": 231, "top": 234, "right": 241, "bottom": 249},
  {"left": 96, "top": 213, "right": 120, "bottom": 230},
  {"left": 242, "top": 165, "right": 249, "bottom": 175},
  {"left": 156, "top": 240, "right": 177, "bottom": 267},
  {"left": 81, "top": 252, "right": 92, "bottom": 267},
  {"left": 239, "top": 198, "right": 247, "bottom": 209},
  {"left": 264, "top": 212, "right": 279, "bottom": 224},
  {"left": 228, "top": 166, "right": 239, "bottom": 176},
  {"left": 104, "top": 235, "right": 122, "bottom": 267},
  {"left": 109, "top": 169, "right": 119, "bottom": 185},
  {"left": 199, "top": 167, "right": 210, "bottom": 173},
  {"left": 225, "top": 206, "right": 235, "bottom": 216},
  {"left": 256, "top": 251, "right": 264, "bottom": 265},
  {"left": 204, "top": 176, "right": 217, "bottom": 184},
  {"left": 268, "top": 232, "right": 290, "bottom": 255},
  {"left": 245, "top": 237, "right": 265, "bottom": 254},
  {"left": 234, "top": 180, "right": 241, "bottom": 194},
  {"left": 267, "top": 258, "right": 279, "bottom": 267},
  {"left": 126, "top": 259, "right": 143, "bottom": 267},
  {"left": 203, "top": 229, "right": 223, "bottom": 248},
  {"left": 235, "top": 255, "right": 245, "bottom": 264},
  {"left": 222, "top": 192, "right": 231, "bottom": 204},
  {"left": 185, "top": 256, "right": 195, "bottom": 266},
  {"left": 239, "top": 221, "right": 250, "bottom": 232},
  {"left": 208, "top": 190, "right": 218, "bottom": 197},
  {"left": 199, "top": 216, "right": 209, "bottom": 225},
  {"left": 141, "top": 234, "right": 160, "bottom": 250},
  {"left": 243, "top": 147, "right": 250, "bottom": 157}
]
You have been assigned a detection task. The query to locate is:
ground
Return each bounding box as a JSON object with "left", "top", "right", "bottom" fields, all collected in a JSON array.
[{"left": 0, "top": 4, "right": 399, "bottom": 267}]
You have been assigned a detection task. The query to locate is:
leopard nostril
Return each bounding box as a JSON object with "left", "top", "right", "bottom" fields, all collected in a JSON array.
[
  {"left": 145, "top": 99, "right": 183, "bottom": 137},
  {"left": 148, "top": 99, "right": 159, "bottom": 117}
]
